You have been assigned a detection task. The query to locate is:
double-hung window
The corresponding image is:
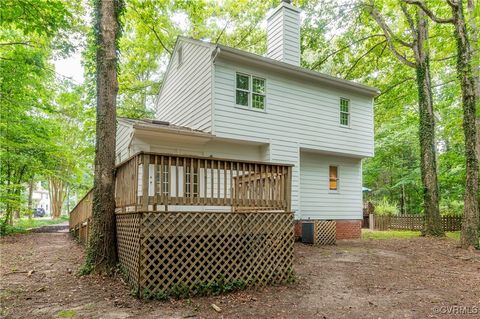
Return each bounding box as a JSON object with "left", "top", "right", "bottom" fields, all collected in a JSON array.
[
  {"left": 236, "top": 73, "right": 266, "bottom": 111},
  {"left": 340, "top": 98, "right": 350, "bottom": 126}
]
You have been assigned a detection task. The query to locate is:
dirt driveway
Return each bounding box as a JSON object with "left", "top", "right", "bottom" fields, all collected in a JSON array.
[{"left": 1, "top": 231, "right": 479, "bottom": 319}]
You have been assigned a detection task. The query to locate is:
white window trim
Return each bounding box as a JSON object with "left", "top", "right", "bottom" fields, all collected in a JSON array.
[
  {"left": 328, "top": 165, "right": 340, "bottom": 193},
  {"left": 340, "top": 98, "right": 350, "bottom": 128},
  {"left": 235, "top": 72, "right": 267, "bottom": 112}
]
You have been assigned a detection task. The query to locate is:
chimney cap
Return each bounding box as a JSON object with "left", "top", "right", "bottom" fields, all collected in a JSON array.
[{"left": 267, "top": 0, "right": 301, "bottom": 20}]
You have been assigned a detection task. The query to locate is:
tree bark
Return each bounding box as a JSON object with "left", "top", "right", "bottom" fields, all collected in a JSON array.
[
  {"left": 83, "top": 0, "right": 121, "bottom": 274},
  {"left": 368, "top": 4, "right": 443, "bottom": 235},
  {"left": 414, "top": 11, "right": 443, "bottom": 236},
  {"left": 466, "top": 0, "right": 480, "bottom": 234},
  {"left": 451, "top": 1, "right": 479, "bottom": 248},
  {"left": 49, "top": 177, "right": 65, "bottom": 219}
]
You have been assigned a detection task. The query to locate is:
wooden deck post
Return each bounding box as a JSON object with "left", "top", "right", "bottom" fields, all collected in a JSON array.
[
  {"left": 142, "top": 154, "right": 149, "bottom": 211},
  {"left": 286, "top": 166, "right": 292, "bottom": 212}
]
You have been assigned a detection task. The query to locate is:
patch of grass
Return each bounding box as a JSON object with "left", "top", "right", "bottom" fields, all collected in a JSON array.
[
  {"left": 362, "top": 229, "right": 421, "bottom": 240},
  {"left": 0, "top": 215, "right": 68, "bottom": 236},
  {"left": 57, "top": 309, "right": 76, "bottom": 318},
  {"left": 15, "top": 215, "right": 68, "bottom": 228},
  {"left": 446, "top": 231, "right": 461, "bottom": 241}
]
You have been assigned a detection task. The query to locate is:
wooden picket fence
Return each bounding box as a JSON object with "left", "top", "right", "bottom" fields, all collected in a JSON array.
[{"left": 374, "top": 215, "right": 462, "bottom": 231}]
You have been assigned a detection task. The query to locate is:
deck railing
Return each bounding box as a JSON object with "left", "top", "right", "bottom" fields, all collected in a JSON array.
[
  {"left": 70, "top": 152, "right": 293, "bottom": 235},
  {"left": 69, "top": 189, "right": 93, "bottom": 243},
  {"left": 116, "top": 152, "right": 293, "bottom": 213}
]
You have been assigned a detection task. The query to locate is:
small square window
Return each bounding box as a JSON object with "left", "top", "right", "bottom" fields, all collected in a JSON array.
[
  {"left": 235, "top": 72, "right": 266, "bottom": 111},
  {"left": 329, "top": 166, "right": 338, "bottom": 191}
]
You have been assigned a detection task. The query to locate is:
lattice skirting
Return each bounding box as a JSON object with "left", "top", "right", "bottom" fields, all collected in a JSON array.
[
  {"left": 314, "top": 221, "right": 336, "bottom": 245},
  {"left": 116, "top": 213, "right": 141, "bottom": 290},
  {"left": 115, "top": 211, "right": 294, "bottom": 296}
]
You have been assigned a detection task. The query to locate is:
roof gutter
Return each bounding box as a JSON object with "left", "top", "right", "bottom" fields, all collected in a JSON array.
[
  {"left": 215, "top": 45, "right": 380, "bottom": 97},
  {"left": 132, "top": 123, "right": 214, "bottom": 139}
]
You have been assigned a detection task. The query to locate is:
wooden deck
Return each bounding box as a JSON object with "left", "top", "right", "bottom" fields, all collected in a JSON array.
[{"left": 69, "top": 152, "right": 294, "bottom": 297}]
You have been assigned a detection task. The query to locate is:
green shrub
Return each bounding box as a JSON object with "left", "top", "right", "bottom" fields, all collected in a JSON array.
[
  {"left": 170, "top": 283, "right": 190, "bottom": 299},
  {"left": 154, "top": 290, "right": 169, "bottom": 301},
  {"left": 0, "top": 224, "right": 26, "bottom": 236},
  {"left": 440, "top": 200, "right": 463, "bottom": 217},
  {"left": 374, "top": 198, "right": 399, "bottom": 216},
  {"left": 141, "top": 277, "right": 250, "bottom": 300},
  {"left": 1, "top": 215, "right": 69, "bottom": 237}
]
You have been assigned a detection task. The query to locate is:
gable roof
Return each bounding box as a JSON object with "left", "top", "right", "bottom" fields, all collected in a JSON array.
[{"left": 176, "top": 36, "right": 380, "bottom": 97}]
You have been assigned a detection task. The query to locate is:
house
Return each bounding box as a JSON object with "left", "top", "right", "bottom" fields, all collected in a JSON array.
[
  {"left": 116, "top": 0, "right": 379, "bottom": 239},
  {"left": 32, "top": 182, "right": 50, "bottom": 215}
]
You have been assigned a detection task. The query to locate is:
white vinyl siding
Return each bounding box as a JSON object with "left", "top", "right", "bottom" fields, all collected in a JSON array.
[
  {"left": 213, "top": 60, "right": 373, "bottom": 216},
  {"left": 213, "top": 61, "right": 374, "bottom": 157},
  {"left": 267, "top": 4, "right": 301, "bottom": 66},
  {"left": 115, "top": 122, "right": 133, "bottom": 164},
  {"left": 155, "top": 39, "right": 213, "bottom": 132},
  {"left": 300, "top": 152, "right": 362, "bottom": 220}
]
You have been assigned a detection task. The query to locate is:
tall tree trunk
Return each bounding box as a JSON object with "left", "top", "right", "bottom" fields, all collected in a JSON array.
[
  {"left": 414, "top": 11, "right": 443, "bottom": 236},
  {"left": 466, "top": 0, "right": 480, "bottom": 234},
  {"left": 451, "top": 1, "right": 479, "bottom": 248},
  {"left": 49, "top": 178, "right": 65, "bottom": 219},
  {"left": 83, "top": 0, "right": 121, "bottom": 274},
  {"left": 369, "top": 4, "right": 443, "bottom": 235}
]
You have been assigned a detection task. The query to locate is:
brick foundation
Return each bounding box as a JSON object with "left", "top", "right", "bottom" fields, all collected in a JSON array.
[
  {"left": 294, "top": 221, "right": 302, "bottom": 241},
  {"left": 294, "top": 219, "right": 362, "bottom": 241},
  {"left": 335, "top": 220, "right": 362, "bottom": 240}
]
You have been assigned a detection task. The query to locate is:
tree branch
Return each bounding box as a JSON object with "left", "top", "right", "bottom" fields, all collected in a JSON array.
[
  {"left": 148, "top": 25, "right": 172, "bottom": 55},
  {"left": 402, "top": 0, "right": 454, "bottom": 24},
  {"left": 368, "top": 5, "right": 416, "bottom": 68},
  {"left": 130, "top": 6, "right": 172, "bottom": 55},
  {"left": 400, "top": 3, "right": 417, "bottom": 34},
  {"left": 311, "top": 34, "right": 385, "bottom": 70},
  {"left": 378, "top": 77, "right": 415, "bottom": 96},
  {"left": 0, "top": 42, "right": 33, "bottom": 47},
  {"left": 215, "top": 20, "right": 230, "bottom": 45},
  {"left": 365, "top": 2, "right": 414, "bottom": 48},
  {"left": 446, "top": 0, "right": 458, "bottom": 8},
  {"left": 344, "top": 39, "right": 387, "bottom": 79}
]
